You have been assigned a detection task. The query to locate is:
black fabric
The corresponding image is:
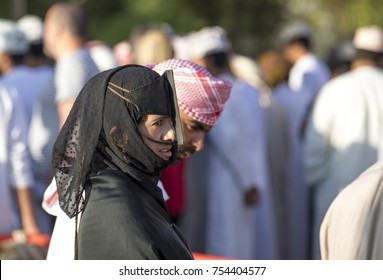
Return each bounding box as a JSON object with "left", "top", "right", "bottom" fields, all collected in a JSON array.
[
  {"left": 52, "top": 65, "right": 180, "bottom": 218},
  {"left": 77, "top": 169, "right": 194, "bottom": 260}
]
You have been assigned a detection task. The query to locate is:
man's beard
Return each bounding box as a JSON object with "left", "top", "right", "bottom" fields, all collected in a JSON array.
[{"left": 173, "top": 146, "right": 197, "bottom": 164}]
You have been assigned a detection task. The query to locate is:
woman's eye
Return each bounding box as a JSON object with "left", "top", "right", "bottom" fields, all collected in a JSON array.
[{"left": 153, "top": 120, "right": 163, "bottom": 126}]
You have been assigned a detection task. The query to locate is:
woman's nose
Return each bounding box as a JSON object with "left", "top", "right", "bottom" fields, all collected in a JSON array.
[{"left": 163, "top": 122, "right": 176, "bottom": 142}]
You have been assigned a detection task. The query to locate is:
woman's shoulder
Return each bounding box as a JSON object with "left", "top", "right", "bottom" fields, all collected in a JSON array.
[
  {"left": 92, "top": 169, "right": 135, "bottom": 188},
  {"left": 89, "top": 169, "right": 157, "bottom": 207}
]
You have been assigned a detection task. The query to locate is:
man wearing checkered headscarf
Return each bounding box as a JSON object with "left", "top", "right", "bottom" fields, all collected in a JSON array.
[
  {"left": 150, "top": 58, "right": 231, "bottom": 124},
  {"left": 149, "top": 58, "right": 231, "bottom": 223},
  {"left": 149, "top": 58, "right": 231, "bottom": 162}
]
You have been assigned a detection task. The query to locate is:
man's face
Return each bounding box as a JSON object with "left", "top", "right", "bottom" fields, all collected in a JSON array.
[
  {"left": 43, "top": 8, "right": 59, "bottom": 59},
  {"left": 175, "top": 111, "right": 212, "bottom": 163}
]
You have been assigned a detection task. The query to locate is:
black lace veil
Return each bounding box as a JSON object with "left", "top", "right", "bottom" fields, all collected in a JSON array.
[{"left": 52, "top": 65, "right": 182, "bottom": 218}]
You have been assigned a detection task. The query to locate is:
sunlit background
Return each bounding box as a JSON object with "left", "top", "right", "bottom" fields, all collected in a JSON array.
[{"left": 2, "top": 0, "right": 383, "bottom": 59}]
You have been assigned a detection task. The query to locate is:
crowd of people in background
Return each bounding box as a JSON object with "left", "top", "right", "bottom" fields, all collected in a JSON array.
[{"left": 1, "top": 1, "right": 383, "bottom": 260}]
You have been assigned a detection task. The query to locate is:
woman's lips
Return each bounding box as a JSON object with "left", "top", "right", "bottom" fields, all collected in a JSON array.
[{"left": 160, "top": 147, "right": 172, "bottom": 159}]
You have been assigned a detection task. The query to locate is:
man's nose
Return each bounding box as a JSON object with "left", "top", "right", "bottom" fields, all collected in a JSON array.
[{"left": 192, "top": 132, "right": 205, "bottom": 152}]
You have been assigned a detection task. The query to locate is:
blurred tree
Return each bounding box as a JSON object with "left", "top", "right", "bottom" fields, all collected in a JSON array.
[
  {"left": 83, "top": 0, "right": 206, "bottom": 46},
  {"left": 1, "top": 0, "right": 382, "bottom": 58},
  {"left": 0, "top": 0, "right": 53, "bottom": 19},
  {"left": 0, "top": 0, "right": 286, "bottom": 57},
  {"left": 82, "top": 0, "right": 286, "bottom": 57},
  {"left": 316, "top": 0, "right": 383, "bottom": 33},
  {"left": 186, "top": 0, "right": 287, "bottom": 57},
  {"left": 285, "top": 0, "right": 383, "bottom": 57}
]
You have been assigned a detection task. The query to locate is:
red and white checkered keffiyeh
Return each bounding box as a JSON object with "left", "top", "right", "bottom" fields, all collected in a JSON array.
[{"left": 148, "top": 58, "right": 231, "bottom": 126}]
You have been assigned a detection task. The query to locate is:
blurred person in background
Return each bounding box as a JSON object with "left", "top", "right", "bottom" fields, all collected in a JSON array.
[
  {"left": 43, "top": 1, "right": 99, "bottom": 127},
  {"left": 326, "top": 38, "right": 355, "bottom": 78},
  {"left": 0, "top": 83, "right": 39, "bottom": 241},
  {"left": 280, "top": 21, "right": 331, "bottom": 105},
  {"left": 17, "top": 14, "right": 55, "bottom": 235},
  {"left": 280, "top": 21, "right": 331, "bottom": 140},
  {"left": 85, "top": 40, "right": 117, "bottom": 71},
  {"left": 257, "top": 50, "right": 309, "bottom": 259},
  {"left": 0, "top": 19, "right": 42, "bottom": 127},
  {"left": 17, "top": 15, "right": 53, "bottom": 69},
  {"left": 230, "top": 51, "right": 293, "bottom": 260},
  {"left": 279, "top": 21, "right": 331, "bottom": 259},
  {"left": 0, "top": 19, "right": 50, "bottom": 241},
  {"left": 113, "top": 39, "right": 134, "bottom": 66},
  {"left": 130, "top": 22, "right": 174, "bottom": 66},
  {"left": 304, "top": 25, "right": 383, "bottom": 259}
]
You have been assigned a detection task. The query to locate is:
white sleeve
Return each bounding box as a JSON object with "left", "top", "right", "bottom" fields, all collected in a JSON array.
[
  {"left": 207, "top": 81, "right": 268, "bottom": 191},
  {"left": 157, "top": 180, "right": 169, "bottom": 201},
  {"left": 7, "top": 90, "right": 34, "bottom": 189}
]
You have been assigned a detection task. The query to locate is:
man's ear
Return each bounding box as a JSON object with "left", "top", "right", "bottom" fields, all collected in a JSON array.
[{"left": 109, "top": 126, "right": 129, "bottom": 150}]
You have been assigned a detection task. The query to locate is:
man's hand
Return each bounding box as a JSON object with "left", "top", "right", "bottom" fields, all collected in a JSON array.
[
  {"left": 15, "top": 188, "right": 41, "bottom": 236},
  {"left": 244, "top": 187, "right": 260, "bottom": 207}
]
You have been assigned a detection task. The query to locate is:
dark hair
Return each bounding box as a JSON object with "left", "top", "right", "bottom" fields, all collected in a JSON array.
[
  {"left": 29, "top": 42, "right": 45, "bottom": 57},
  {"left": 355, "top": 48, "right": 383, "bottom": 62},
  {"left": 205, "top": 52, "right": 229, "bottom": 68},
  {"left": 289, "top": 37, "right": 311, "bottom": 50},
  {"left": 10, "top": 54, "right": 25, "bottom": 65}
]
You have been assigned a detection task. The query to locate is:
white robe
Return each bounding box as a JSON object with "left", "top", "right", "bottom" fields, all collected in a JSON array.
[
  {"left": 320, "top": 159, "right": 383, "bottom": 259},
  {"left": 304, "top": 66, "right": 383, "bottom": 259},
  {"left": 43, "top": 179, "right": 169, "bottom": 260},
  {"left": 0, "top": 88, "right": 34, "bottom": 234},
  {"left": 273, "top": 83, "right": 310, "bottom": 259},
  {"left": 288, "top": 53, "right": 331, "bottom": 103}
]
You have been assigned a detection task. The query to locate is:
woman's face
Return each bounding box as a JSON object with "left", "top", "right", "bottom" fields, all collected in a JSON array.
[{"left": 138, "top": 114, "right": 176, "bottom": 160}]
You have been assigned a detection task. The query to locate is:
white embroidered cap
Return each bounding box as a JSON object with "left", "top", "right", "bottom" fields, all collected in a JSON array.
[
  {"left": 352, "top": 25, "right": 383, "bottom": 53},
  {"left": 0, "top": 19, "right": 28, "bottom": 54},
  {"left": 175, "top": 26, "right": 231, "bottom": 60},
  {"left": 17, "top": 15, "right": 44, "bottom": 44}
]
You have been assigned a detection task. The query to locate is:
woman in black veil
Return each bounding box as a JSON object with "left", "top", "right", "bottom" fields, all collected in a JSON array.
[{"left": 52, "top": 64, "right": 192, "bottom": 259}]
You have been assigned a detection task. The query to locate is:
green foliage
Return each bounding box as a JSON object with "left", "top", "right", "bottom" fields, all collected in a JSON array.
[
  {"left": 84, "top": 0, "right": 207, "bottom": 45},
  {"left": 0, "top": 0, "right": 286, "bottom": 57},
  {"left": 2, "top": 0, "right": 383, "bottom": 58},
  {"left": 302, "top": 0, "right": 383, "bottom": 36}
]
